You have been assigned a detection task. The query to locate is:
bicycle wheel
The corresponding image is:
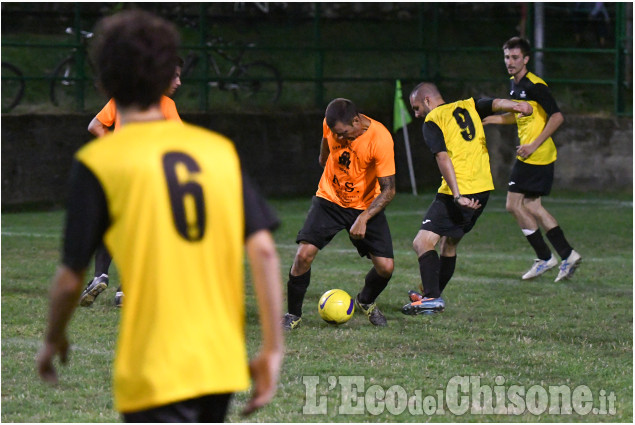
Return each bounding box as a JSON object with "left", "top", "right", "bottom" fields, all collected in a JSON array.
[
  {"left": 1, "top": 62, "right": 25, "bottom": 112},
  {"left": 233, "top": 61, "right": 282, "bottom": 106},
  {"left": 50, "top": 56, "right": 92, "bottom": 109}
]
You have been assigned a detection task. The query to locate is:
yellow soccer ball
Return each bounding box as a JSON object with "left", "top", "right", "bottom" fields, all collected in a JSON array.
[{"left": 317, "top": 289, "right": 355, "bottom": 325}]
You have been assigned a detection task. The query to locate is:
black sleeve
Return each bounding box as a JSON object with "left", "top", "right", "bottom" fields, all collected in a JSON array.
[
  {"left": 422, "top": 121, "right": 447, "bottom": 154},
  {"left": 62, "top": 160, "right": 110, "bottom": 271},
  {"left": 528, "top": 83, "right": 560, "bottom": 117},
  {"left": 242, "top": 171, "right": 280, "bottom": 239},
  {"left": 475, "top": 98, "right": 495, "bottom": 120}
]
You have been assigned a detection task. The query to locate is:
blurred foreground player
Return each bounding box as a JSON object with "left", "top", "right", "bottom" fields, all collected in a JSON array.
[{"left": 37, "top": 10, "right": 283, "bottom": 422}]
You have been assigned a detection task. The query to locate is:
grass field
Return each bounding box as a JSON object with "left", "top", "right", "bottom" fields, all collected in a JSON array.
[{"left": 1, "top": 191, "right": 632, "bottom": 422}]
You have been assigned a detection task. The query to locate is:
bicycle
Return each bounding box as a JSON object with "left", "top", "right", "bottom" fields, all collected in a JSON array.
[
  {"left": 181, "top": 36, "right": 282, "bottom": 107},
  {"left": 49, "top": 27, "right": 99, "bottom": 109},
  {"left": 1, "top": 61, "right": 26, "bottom": 112}
]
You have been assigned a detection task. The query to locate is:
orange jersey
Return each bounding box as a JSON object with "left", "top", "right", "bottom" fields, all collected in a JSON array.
[
  {"left": 95, "top": 96, "right": 182, "bottom": 131},
  {"left": 316, "top": 116, "right": 395, "bottom": 210}
]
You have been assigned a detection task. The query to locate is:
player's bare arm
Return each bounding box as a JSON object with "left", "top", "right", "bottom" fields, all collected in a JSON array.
[
  {"left": 243, "top": 230, "right": 284, "bottom": 416},
  {"left": 349, "top": 174, "right": 396, "bottom": 240},
  {"left": 517, "top": 111, "right": 564, "bottom": 159},
  {"left": 37, "top": 265, "right": 85, "bottom": 384},
  {"left": 318, "top": 138, "right": 330, "bottom": 168},
  {"left": 87, "top": 117, "right": 109, "bottom": 137},
  {"left": 483, "top": 100, "right": 532, "bottom": 125},
  {"left": 482, "top": 113, "right": 516, "bottom": 126},
  {"left": 492, "top": 98, "right": 533, "bottom": 117},
  {"left": 435, "top": 152, "right": 481, "bottom": 210}
]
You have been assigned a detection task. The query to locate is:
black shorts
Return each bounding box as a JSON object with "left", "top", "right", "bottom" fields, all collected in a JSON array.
[
  {"left": 296, "top": 196, "right": 394, "bottom": 259},
  {"left": 420, "top": 192, "right": 490, "bottom": 240},
  {"left": 123, "top": 393, "right": 232, "bottom": 423},
  {"left": 508, "top": 160, "right": 554, "bottom": 197}
]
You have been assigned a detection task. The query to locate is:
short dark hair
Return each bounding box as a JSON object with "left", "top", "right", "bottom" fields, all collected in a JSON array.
[
  {"left": 503, "top": 36, "right": 531, "bottom": 57},
  {"left": 325, "top": 98, "right": 359, "bottom": 128},
  {"left": 92, "top": 10, "right": 180, "bottom": 109}
]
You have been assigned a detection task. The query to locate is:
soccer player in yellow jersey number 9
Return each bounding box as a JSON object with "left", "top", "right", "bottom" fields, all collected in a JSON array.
[{"left": 401, "top": 82, "right": 533, "bottom": 315}]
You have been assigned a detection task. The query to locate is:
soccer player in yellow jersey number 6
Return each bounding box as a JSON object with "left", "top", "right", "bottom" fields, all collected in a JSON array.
[
  {"left": 402, "top": 82, "right": 533, "bottom": 315},
  {"left": 484, "top": 37, "right": 582, "bottom": 282},
  {"left": 37, "top": 10, "right": 283, "bottom": 422}
]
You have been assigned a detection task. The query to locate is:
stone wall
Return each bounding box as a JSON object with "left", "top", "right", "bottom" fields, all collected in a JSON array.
[{"left": 1, "top": 112, "right": 632, "bottom": 207}]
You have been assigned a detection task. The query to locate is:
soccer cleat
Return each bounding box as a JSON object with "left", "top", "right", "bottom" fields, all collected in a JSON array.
[
  {"left": 401, "top": 297, "right": 445, "bottom": 315},
  {"left": 114, "top": 290, "right": 124, "bottom": 308},
  {"left": 79, "top": 274, "right": 109, "bottom": 307},
  {"left": 521, "top": 255, "right": 558, "bottom": 280},
  {"left": 282, "top": 313, "right": 302, "bottom": 330},
  {"left": 355, "top": 295, "right": 387, "bottom": 326},
  {"left": 408, "top": 290, "right": 423, "bottom": 303},
  {"left": 555, "top": 250, "right": 582, "bottom": 282}
]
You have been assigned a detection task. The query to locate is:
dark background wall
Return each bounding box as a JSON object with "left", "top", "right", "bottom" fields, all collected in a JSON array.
[{"left": 1, "top": 112, "right": 632, "bottom": 208}]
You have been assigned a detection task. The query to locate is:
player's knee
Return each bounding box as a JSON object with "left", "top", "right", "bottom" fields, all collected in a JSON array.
[
  {"left": 374, "top": 258, "right": 394, "bottom": 277},
  {"left": 294, "top": 249, "right": 316, "bottom": 271},
  {"left": 505, "top": 200, "right": 519, "bottom": 214}
]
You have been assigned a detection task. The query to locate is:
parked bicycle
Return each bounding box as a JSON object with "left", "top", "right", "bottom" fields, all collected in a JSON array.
[
  {"left": 1, "top": 62, "right": 26, "bottom": 112},
  {"left": 49, "top": 27, "right": 98, "bottom": 109},
  {"left": 181, "top": 36, "right": 282, "bottom": 106}
]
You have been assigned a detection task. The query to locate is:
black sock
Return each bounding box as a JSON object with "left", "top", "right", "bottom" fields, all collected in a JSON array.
[
  {"left": 358, "top": 267, "right": 391, "bottom": 304},
  {"left": 439, "top": 255, "right": 456, "bottom": 294},
  {"left": 546, "top": 226, "right": 573, "bottom": 260},
  {"left": 525, "top": 229, "right": 552, "bottom": 261},
  {"left": 287, "top": 268, "right": 311, "bottom": 317},
  {"left": 419, "top": 250, "right": 441, "bottom": 298},
  {"left": 94, "top": 243, "right": 113, "bottom": 277}
]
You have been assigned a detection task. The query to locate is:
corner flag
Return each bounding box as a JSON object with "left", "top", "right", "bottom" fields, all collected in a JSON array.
[
  {"left": 392, "top": 80, "right": 417, "bottom": 195},
  {"left": 393, "top": 79, "right": 412, "bottom": 133}
]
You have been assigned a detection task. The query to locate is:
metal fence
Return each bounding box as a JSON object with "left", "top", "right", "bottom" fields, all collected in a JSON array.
[{"left": 1, "top": 2, "right": 632, "bottom": 115}]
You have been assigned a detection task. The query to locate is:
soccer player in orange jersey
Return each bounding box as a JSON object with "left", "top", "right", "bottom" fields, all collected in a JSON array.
[
  {"left": 80, "top": 58, "right": 183, "bottom": 308},
  {"left": 283, "top": 98, "right": 397, "bottom": 330}
]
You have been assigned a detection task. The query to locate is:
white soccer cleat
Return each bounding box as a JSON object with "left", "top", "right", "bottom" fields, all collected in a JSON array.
[
  {"left": 555, "top": 250, "right": 582, "bottom": 282},
  {"left": 522, "top": 255, "right": 558, "bottom": 280}
]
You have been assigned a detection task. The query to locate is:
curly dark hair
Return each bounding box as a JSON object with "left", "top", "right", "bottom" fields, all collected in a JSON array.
[{"left": 91, "top": 9, "right": 180, "bottom": 109}]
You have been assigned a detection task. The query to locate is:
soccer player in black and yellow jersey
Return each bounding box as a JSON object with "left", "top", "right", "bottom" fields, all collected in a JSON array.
[
  {"left": 484, "top": 37, "right": 582, "bottom": 282},
  {"left": 402, "top": 82, "right": 533, "bottom": 315},
  {"left": 37, "top": 10, "right": 283, "bottom": 422}
]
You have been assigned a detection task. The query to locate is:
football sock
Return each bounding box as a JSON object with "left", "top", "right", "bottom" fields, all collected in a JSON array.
[
  {"left": 419, "top": 250, "right": 441, "bottom": 299},
  {"left": 94, "top": 243, "right": 113, "bottom": 277},
  {"left": 287, "top": 268, "right": 311, "bottom": 317},
  {"left": 524, "top": 229, "right": 552, "bottom": 261},
  {"left": 439, "top": 255, "right": 456, "bottom": 294},
  {"left": 358, "top": 267, "right": 391, "bottom": 304},
  {"left": 545, "top": 226, "right": 573, "bottom": 260}
]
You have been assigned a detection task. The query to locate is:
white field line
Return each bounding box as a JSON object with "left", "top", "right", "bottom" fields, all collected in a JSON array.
[
  {"left": 2, "top": 231, "right": 60, "bottom": 238},
  {"left": 1, "top": 233, "right": 628, "bottom": 264},
  {"left": 274, "top": 244, "right": 629, "bottom": 263}
]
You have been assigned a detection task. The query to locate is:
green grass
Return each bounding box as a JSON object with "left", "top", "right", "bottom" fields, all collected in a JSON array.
[{"left": 1, "top": 191, "right": 632, "bottom": 422}]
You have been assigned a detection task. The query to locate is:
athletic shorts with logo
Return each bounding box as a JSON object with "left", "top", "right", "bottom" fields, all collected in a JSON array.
[
  {"left": 420, "top": 192, "right": 490, "bottom": 240},
  {"left": 296, "top": 196, "right": 394, "bottom": 259},
  {"left": 508, "top": 160, "right": 554, "bottom": 197}
]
